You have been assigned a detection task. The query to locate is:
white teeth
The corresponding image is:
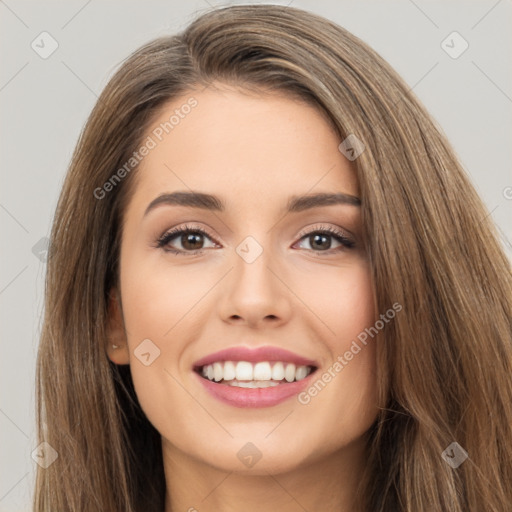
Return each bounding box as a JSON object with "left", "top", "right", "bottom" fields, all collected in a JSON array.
[
  {"left": 199, "top": 360, "right": 313, "bottom": 384},
  {"left": 295, "top": 365, "right": 308, "bottom": 380},
  {"left": 253, "top": 362, "right": 272, "bottom": 381},
  {"left": 228, "top": 380, "right": 281, "bottom": 388},
  {"left": 271, "top": 362, "right": 285, "bottom": 380},
  {"left": 213, "top": 362, "right": 223, "bottom": 382},
  {"left": 284, "top": 363, "right": 296, "bottom": 382},
  {"left": 235, "top": 361, "right": 253, "bottom": 381},
  {"left": 223, "top": 361, "right": 236, "bottom": 381}
]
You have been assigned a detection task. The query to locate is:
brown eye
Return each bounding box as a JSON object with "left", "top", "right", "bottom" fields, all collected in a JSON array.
[
  {"left": 181, "top": 232, "right": 205, "bottom": 250},
  {"left": 295, "top": 227, "right": 355, "bottom": 253},
  {"left": 308, "top": 233, "right": 333, "bottom": 251},
  {"left": 156, "top": 225, "right": 218, "bottom": 255}
]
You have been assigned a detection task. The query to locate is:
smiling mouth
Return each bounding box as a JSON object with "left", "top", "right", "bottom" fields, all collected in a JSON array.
[{"left": 194, "top": 360, "right": 317, "bottom": 388}]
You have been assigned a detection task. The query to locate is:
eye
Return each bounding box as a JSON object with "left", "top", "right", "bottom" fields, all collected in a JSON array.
[
  {"left": 156, "top": 224, "right": 218, "bottom": 255},
  {"left": 155, "top": 223, "right": 355, "bottom": 256},
  {"left": 294, "top": 225, "right": 355, "bottom": 254}
]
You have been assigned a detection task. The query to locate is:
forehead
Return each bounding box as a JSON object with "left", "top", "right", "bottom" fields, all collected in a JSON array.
[{"left": 127, "top": 86, "right": 359, "bottom": 215}]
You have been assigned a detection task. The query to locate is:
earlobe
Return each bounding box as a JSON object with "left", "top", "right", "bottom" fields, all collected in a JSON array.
[{"left": 106, "top": 288, "right": 130, "bottom": 365}]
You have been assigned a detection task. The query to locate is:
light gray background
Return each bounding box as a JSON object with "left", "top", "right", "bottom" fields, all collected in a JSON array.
[{"left": 1, "top": 1, "right": 511, "bottom": 510}]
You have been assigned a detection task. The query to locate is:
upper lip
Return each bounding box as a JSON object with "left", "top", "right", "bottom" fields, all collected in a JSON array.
[{"left": 193, "top": 346, "right": 318, "bottom": 369}]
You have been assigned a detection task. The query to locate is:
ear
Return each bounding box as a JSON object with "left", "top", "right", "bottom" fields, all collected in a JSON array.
[{"left": 106, "top": 288, "right": 130, "bottom": 365}]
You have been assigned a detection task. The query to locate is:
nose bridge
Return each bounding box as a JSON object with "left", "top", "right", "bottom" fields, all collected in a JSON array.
[
  {"left": 232, "top": 232, "right": 278, "bottom": 297},
  {"left": 218, "top": 232, "right": 292, "bottom": 326}
]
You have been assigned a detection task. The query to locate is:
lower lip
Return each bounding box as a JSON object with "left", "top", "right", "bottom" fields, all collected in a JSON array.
[{"left": 194, "top": 371, "right": 316, "bottom": 408}]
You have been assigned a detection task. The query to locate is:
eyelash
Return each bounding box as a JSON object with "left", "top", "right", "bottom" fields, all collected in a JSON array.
[{"left": 155, "top": 223, "right": 355, "bottom": 256}]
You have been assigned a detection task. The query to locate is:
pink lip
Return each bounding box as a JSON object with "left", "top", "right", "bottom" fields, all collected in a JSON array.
[
  {"left": 193, "top": 371, "right": 317, "bottom": 408},
  {"left": 192, "top": 346, "right": 318, "bottom": 368},
  {"left": 192, "top": 345, "right": 318, "bottom": 408}
]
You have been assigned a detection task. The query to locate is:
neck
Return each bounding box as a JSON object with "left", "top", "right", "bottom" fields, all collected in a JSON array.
[{"left": 162, "top": 437, "right": 366, "bottom": 512}]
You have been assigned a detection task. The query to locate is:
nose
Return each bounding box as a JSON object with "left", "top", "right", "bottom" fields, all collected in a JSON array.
[{"left": 217, "top": 240, "right": 293, "bottom": 329}]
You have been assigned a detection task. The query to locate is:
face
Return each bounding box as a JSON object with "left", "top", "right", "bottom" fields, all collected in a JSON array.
[{"left": 107, "top": 84, "right": 378, "bottom": 475}]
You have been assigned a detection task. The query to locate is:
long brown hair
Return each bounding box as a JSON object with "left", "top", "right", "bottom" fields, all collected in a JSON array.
[{"left": 34, "top": 5, "right": 512, "bottom": 511}]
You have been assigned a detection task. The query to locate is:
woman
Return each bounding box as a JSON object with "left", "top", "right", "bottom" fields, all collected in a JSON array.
[{"left": 34, "top": 4, "right": 512, "bottom": 511}]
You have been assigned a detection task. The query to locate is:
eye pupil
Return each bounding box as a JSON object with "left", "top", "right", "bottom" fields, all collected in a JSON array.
[
  {"left": 310, "top": 234, "right": 331, "bottom": 250},
  {"left": 182, "top": 233, "right": 203, "bottom": 250}
]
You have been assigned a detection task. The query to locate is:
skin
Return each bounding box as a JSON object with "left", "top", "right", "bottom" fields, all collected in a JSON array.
[{"left": 107, "top": 84, "right": 378, "bottom": 512}]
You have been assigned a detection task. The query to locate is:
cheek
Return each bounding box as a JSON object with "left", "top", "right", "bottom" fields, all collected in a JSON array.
[
  {"left": 333, "top": 266, "right": 375, "bottom": 347},
  {"left": 294, "top": 262, "right": 378, "bottom": 439},
  {"left": 116, "top": 251, "right": 194, "bottom": 425},
  {"left": 119, "top": 247, "right": 208, "bottom": 344},
  {"left": 329, "top": 263, "right": 377, "bottom": 400},
  {"left": 295, "top": 258, "right": 375, "bottom": 345}
]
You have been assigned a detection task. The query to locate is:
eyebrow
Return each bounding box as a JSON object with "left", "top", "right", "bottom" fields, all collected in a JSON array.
[{"left": 144, "top": 190, "right": 361, "bottom": 217}]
